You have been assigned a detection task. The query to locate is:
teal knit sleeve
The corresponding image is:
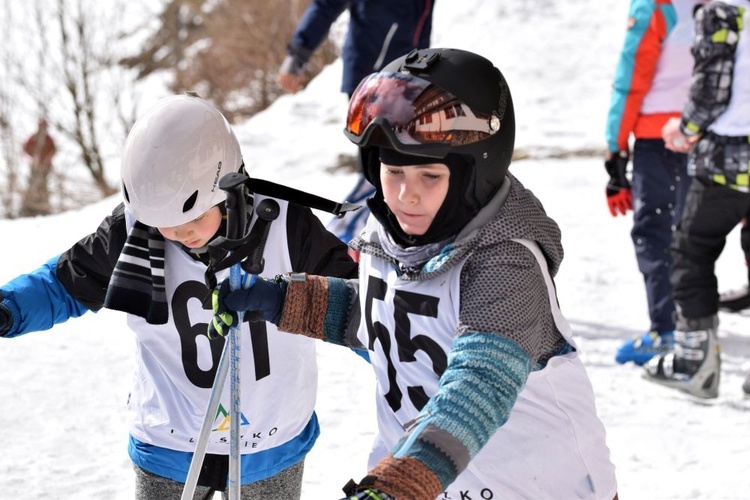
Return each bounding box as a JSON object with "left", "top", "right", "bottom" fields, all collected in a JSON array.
[
  {"left": 391, "top": 332, "right": 532, "bottom": 489},
  {"left": 322, "top": 277, "right": 364, "bottom": 349}
]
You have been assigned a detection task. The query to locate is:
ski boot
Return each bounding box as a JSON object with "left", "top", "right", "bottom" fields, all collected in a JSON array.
[
  {"left": 718, "top": 284, "right": 750, "bottom": 312},
  {"left": 643, "top": 315, "right": 720, "bottom": 399},
  {"left": 615, "top": 331, "right": 674, "bottom": 366}
]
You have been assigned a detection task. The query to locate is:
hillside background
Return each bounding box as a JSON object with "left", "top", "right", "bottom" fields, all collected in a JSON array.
[{"left": 1, "top": 1, "right": 749, "bottom": 499}]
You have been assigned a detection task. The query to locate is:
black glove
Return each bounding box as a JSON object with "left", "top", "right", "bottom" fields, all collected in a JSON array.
[
  {"left": 604, "top": 151, "right": 632, "bottom": 217},
  {"left": 339, "top": 490, "right": 394, "bottom": 500},
  {"left": 340, "top": 478, "right": 395, "bottom": 500},
  {"left": 280, "top": 43, "right": 313, "bottom": 76},
  {"left": 0, "top": 291, "right": 13, "bottom": 337},
  {"left": 207, "top": 275, "right": 287, "bottom": 339}
]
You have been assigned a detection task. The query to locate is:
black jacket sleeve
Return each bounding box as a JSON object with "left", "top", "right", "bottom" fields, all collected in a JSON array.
[
  {"left": 55, "top": 203, "right": 128, "bottom": 311},
  {"left": 56, "top": 201, "right": 355, "bottom": 310},
  {"left": 285, "top": 202, "right": 358, "bottom": 279}
]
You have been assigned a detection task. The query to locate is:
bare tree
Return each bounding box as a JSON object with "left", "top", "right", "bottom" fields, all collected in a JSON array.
[
  {"left": 0, "top": 105, "right": 20, "bottom": 219},
  {"left": 55, "top": 0, "right": 117, "bottom": 197},
  {"left": 121, "top": 0, "right": 338, "bottom": 122},
  {"left": 119, "top": 0, "right": 207, "bottom": 80},
  {"left": 0, "top": 0, "right": 340, "bottom": 219},
  {"left": 0, "top": 0, "right": 149, "bottom": 219},
  {"left": 0, "top": 4, "right": 24, "bottom": 218}
]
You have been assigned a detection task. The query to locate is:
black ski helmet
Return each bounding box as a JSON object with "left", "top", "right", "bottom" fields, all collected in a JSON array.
[{"left": 344, "top": 47, "right": 515, "bottom": 209}]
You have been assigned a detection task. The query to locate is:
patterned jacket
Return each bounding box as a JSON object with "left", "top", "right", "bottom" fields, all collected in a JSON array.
[{"left": 681, "top": 0, "right": 750, "bottom": 190}]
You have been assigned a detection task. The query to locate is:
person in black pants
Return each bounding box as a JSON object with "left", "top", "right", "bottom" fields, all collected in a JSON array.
[
  {"left": 646, "top": 0, "right": 750, "bottom": 398},
  {"left": 718, "top": 216, "right": 750, "bottom": 312}
]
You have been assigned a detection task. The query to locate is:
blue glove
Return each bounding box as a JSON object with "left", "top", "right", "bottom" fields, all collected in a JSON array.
[
  {"left": 207, "top": 275, "right": 287, "bottom": 339},
  {"left": 224, "top": 275, "right": 287, "bottom": 325},
  {"left": 0, "top": 291, "right": 13, "bottom": 337}
]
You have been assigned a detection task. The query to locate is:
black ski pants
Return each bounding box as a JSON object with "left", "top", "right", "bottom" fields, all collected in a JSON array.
[{"left": 670, "top": 177, "right": 750, "bottom": 319}]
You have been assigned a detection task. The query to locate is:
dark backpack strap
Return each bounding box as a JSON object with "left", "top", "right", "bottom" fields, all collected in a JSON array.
[
  {"left": 245, "top": 177, "right": 361, "bottom": 218},
  {"left": 204, "top": 173, "right": 359, "bottom": 291}
]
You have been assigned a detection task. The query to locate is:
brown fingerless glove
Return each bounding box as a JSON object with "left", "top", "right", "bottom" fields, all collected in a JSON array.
[
  {"left": 351, "top": 454, "right": 443, "bottom": 500},
  {"left": 278, "top": 273, "right": 329, "bottom": 340}
]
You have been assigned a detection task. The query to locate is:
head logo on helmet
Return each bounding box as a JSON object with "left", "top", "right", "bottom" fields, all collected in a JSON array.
[
  {"left": 211, "top": 161, "right": 223, "bottom": 194},
  {"left": 345, "top": 47, "right": 515, "bottom": 209},
  {"left": 121, "top": 93, "right": 243, "bottom": 228}
]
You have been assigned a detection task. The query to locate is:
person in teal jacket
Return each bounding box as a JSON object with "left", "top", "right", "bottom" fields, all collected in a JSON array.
[{"left": 605, "top": 0, "right": 707, "bottom": 365}]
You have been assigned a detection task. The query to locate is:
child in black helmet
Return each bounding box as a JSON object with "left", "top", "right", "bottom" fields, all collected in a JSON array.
[{"left": 212, "top": 48, "right": 618, "bottom": 499}]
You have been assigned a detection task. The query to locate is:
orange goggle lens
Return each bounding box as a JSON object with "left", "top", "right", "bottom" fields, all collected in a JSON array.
[{"left": 345, "top": 72, "right": 500, "bottom": 148}]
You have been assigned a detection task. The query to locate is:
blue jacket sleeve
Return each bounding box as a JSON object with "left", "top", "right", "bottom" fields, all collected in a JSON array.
[
  {"left": 0, "top": 256, "right": 89, "bottom": 338},
  {"left": 290, "top": 0, "right": 349, "bottom": 54}
]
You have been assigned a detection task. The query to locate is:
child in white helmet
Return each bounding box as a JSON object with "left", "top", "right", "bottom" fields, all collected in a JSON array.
[
  {"left": 0, "top": 94, "right": 357, "bottom": 498},
  {"left": 211, "top": 48, "right": 618, "bottom": 499}
]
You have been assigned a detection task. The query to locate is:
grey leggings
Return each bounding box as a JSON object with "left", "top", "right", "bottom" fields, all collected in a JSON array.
[{"left": 133, "top": 460, "right": 305, "bottom": 500}]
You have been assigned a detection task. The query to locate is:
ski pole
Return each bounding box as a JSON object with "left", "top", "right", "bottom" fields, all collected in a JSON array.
[
  {"left": 182, "top": 174, "right": 247, "bottom": 500},
  {"left": 181, "top": 174, "right": 285, "bottom": 499},
  {"left": 222, "top": 174, "right": 246, "bottom": 500},
  {"left": 227, "top": 268, "right": 242, "bottom": 499},
  {"left": 179, "top": 315, "right": 244, "bottom": 499},
  {"left": 181, "top": 339, "right": 232, "bottom": 499}
]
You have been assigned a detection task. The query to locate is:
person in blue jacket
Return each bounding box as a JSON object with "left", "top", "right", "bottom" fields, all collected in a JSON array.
[
  {"left": 278, "top": 0, "right": 436, "bottom": 248},
  {"left": 0, "top": 94, "right": 357, "bottom": 498}
]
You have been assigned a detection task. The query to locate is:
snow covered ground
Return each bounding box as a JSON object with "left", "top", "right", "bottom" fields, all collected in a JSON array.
[{"left": 1, "top": 0, "right": 749, "bottom": 498}]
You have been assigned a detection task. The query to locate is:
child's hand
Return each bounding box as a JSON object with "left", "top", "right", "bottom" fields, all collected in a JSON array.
[
  {"left": 207, "top": 276, "right": 287, "bottom": 339},
  {"left": 207, "top": 279, "right": 245, "bottom": 339},
  {"left": 277, "top": 54, "right": 306, "bottom": 93},
  {"left": 662, "top": 117, "right": 698, "bottom": 153},
  {"left": 604, "top": 151, "right": 632, "bottom": 217}
]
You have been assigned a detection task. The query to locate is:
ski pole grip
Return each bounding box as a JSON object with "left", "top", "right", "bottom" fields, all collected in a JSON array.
[{"left": 219, "top": 172, "right": 249, "bottom": 240}]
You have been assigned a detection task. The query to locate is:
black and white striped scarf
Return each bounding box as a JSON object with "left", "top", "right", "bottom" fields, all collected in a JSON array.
[{"left": 104, "top": 221, "right": 168, "bottom": 324}]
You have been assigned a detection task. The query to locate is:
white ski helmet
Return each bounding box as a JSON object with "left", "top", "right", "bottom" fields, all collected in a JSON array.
[{"left": 121, "top": 93, "right": 243, "bottom": 227}]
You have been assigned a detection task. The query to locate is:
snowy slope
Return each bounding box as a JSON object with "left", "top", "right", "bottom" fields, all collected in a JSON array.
[{"left": 1, "top": 1, "right": 749, "bottom": 499}]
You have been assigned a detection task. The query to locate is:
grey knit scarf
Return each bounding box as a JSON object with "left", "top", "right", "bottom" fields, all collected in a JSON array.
[{"left": 377, "top": 224, "right": 454, "bottom": 270}]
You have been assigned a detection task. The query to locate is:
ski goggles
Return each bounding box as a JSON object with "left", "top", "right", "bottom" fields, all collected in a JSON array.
[{"left": 344, "top": 72, "right": 502, "bottom": 156}]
